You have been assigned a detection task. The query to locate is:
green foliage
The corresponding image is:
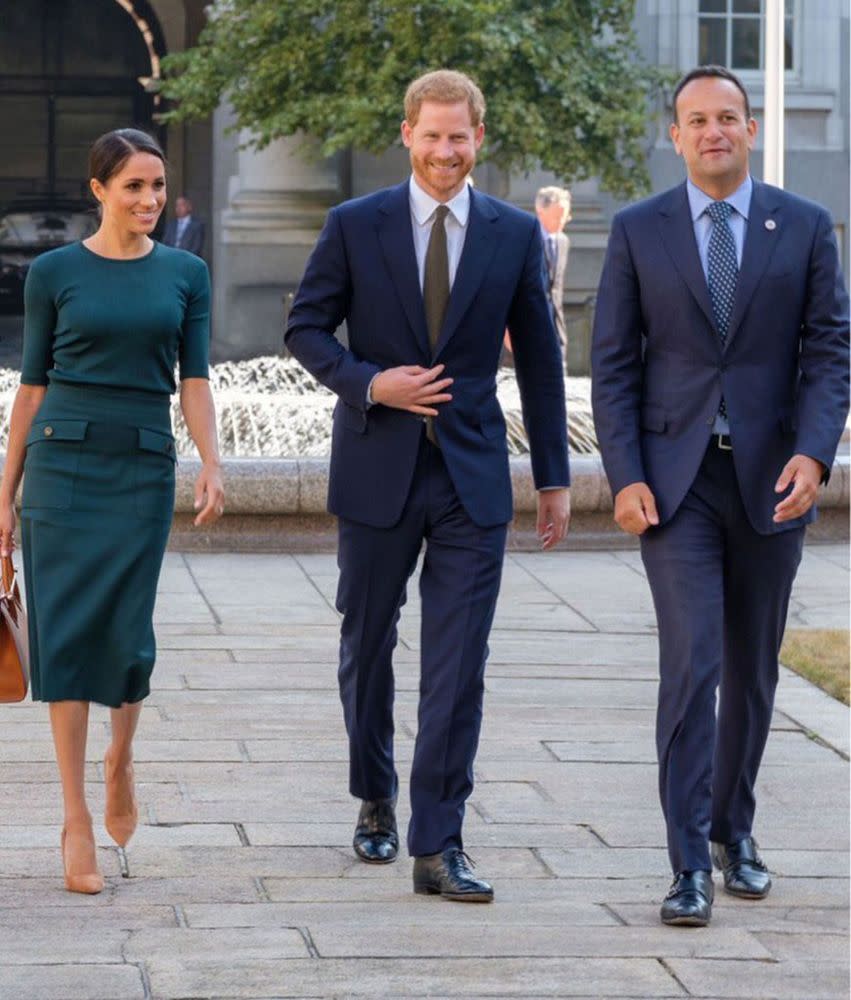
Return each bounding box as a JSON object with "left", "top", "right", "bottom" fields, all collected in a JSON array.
[{"left": 161, "top": 0, "right": 669, "bottom": 198}]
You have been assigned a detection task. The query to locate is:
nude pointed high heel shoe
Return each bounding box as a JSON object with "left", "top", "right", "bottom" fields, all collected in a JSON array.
[
  {"left": 61, "top": 820, "right": 105, "bottom": 895},
  {"left": 104, "top": 750, "right": 138, "bottom": 847}
]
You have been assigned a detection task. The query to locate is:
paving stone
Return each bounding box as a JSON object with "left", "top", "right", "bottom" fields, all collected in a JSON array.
[
  {"left": 145, "top": 956, "right": 681, "bottom": 998},
  {"left": 754, "top": 930, "right": 849, "bottom": 961},
  {"left": 0, "top": 544, "right": 845, "bottom": 1000},
  {"left": 2, "top": 924, "right": 129, "bottom": 963},
  {"left": 307, "top": 924, "right": 771, "bottom": 960},
  {"left": 0, "top": 903, "right": 176, "bottom": 929},
  {"left": 0, "top": 965, "right": 146, "bottom": 1000},
  {"left": 182, "top": 899, "right": 620, "bottom": 929},
  {"left": 668, "top": 958, "right": 849, "bottom": 999},
  {"left": 124, "top": 926, "right": 309, "bottom": 961},
  {"left": 611, "top": 902, "right": 849, "bottom": 934}
]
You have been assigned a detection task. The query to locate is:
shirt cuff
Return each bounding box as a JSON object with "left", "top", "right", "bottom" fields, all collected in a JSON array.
[
  {"left": 366, "top": 374, "right": 379, "bottom": 408},
  {"left": 538, "top": 485, "right": 568, "bottom": 491}
]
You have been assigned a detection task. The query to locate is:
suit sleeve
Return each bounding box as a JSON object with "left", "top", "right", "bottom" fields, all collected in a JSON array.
[
  {"left": 507, "top": 220, "right": 570, "bottom": 488},
  {"left": 794, "top": 208, "right": 850, "bottom": 474},
  {"left": 190, "top": 221, "right": 205, "bottom": 257},
  {"left": 285, "top": 207, "right": 381, "bottom": 411},
  {"left": 590, "top": 213, "right": 647, "bottom": 494}
]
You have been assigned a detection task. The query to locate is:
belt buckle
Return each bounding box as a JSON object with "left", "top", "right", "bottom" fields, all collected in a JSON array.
[{"left": 716, "top": 433, "right": 732, "bottom": 451}]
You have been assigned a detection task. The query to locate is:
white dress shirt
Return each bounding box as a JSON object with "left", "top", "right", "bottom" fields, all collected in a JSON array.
[
  {"left": 366, "top": 177, "right": 471, "bottom": 405},
  {"left": 408, "top": 174, "right": 471, "bottom": 291},
  {"left": 176, "top": 215, "right": 191, "bottom": 246},
  {"left": 687, "top": 174, "right": 752, "bottom": 434}
]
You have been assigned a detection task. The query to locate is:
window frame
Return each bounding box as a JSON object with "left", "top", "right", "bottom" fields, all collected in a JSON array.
[{"left": 697, "top": 0, "right": 800, "bottom": 81}]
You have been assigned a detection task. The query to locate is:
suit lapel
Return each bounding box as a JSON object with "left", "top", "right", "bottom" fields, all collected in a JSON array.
[
  {"left": 724, "top": 180, "right": 781, "bottom": 349},
  {"left": 433, "top": 189, "right": 499, "bottom": 359},
  {"left": 658, "top": 183, "right": 716, "bottom": 333},
  {"left": 376, "top": 182, "right": 430, "bottom": 358}
]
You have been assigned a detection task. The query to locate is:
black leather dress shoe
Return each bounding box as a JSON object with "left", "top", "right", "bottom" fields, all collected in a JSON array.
[
  {"left": 413, "top": 847, "right": 494, "bottom": 902},
  {"left": 352, "top": 796, "right": 398, "bottom": 864},
  {"left": 711, "top": 837, "right": 771, "bottom": 898},
  {"left": 660, "top": 870, "right": 714, "bottom": 926}
]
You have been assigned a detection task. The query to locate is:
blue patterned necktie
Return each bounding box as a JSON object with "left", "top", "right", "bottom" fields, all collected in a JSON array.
[{"left": 706, "top": 200, "right": 738, "bottom": 418}]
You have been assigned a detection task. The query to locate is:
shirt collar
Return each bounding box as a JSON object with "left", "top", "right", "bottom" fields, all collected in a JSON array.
[
  {"left": 409, "top": 175, "right": 471, "bottom": 227},
  {"left": 687, "top": 174, "right": 752, "bottom": 223}
]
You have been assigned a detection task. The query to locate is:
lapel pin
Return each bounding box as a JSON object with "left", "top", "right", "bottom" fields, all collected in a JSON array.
[{"left": 765, "top": 219, "right": 776, "bottom": 231}]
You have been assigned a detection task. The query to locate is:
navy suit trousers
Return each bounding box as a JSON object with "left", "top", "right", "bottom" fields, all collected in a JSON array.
[
  {"left": 640, "top": 441, "right": 804, "bottom": 874},
  {"left": 336, "top": 434, "right": 507, "bottom": 857}
]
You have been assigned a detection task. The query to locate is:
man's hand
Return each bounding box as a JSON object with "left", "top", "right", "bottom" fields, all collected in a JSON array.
[
  {"left": 614, "top": 482, "right": 659, "bottom": 535},
  {"left": 372, "top": 364, "right": 453, "bottom": 416},
  {"left": 537, "top": 488, "right": 570, "bottom": 550},
  {"left": 774, "top": 454, "right": 824, "bottom": 523}
]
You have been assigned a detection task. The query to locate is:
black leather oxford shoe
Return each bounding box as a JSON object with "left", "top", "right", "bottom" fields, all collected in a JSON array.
[
  {"left": 352, "top": 796, "right": 398, "bottom": 864},
  {"left": 711, "top": 837, "right": 772, "bottom": 898},
  {"left": 660, "top": 870, "right": 714, "bottom": 926},
  {"left": 413, "top": 847, "right": 494, "bottom": 902}
]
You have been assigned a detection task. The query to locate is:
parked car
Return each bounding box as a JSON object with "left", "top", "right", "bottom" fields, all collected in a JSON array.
[{"left": 0, "top": 199, "right": 98, "bottom": 312}]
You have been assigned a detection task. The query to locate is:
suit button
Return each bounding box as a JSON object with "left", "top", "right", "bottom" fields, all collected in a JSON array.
[
  {"left": 43, "top": 426, "right": 53, "bottom": 437},
  {"left": 706, "top": 418, "right": 713, "bottom": 426}
]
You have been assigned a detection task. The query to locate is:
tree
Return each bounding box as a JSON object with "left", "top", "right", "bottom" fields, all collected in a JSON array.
[{"left": 161, "top": 0, "right": 668, "bottom": 199}]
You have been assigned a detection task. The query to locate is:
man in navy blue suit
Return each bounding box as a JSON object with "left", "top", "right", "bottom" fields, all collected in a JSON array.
[
  {"left": 592, "top": 66, "right": 849, "bottom": 927},
  {"left": 286, "top": 69, "right": 570, "bottom": 902}
]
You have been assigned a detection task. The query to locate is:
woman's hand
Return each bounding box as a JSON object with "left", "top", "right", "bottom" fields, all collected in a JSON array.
[
  {"left": 193, "top": 462, "right": 224, "bottom": 527},
  {"left": 0, "top": 501, "right": 17, "bottom": 557}
]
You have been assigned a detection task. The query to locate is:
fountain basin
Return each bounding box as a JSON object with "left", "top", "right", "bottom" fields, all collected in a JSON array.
[{"left": 163, "top": 452, "right": 850, "bottom": 552}]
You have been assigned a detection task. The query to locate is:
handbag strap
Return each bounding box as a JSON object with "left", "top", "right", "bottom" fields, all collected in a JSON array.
[{"left": 0, "top": 555, "right": 16, "bottom": 598}]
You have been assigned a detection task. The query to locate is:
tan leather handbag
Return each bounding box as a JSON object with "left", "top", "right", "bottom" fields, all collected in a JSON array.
[{"left": 0, "top": 555, "right": 29, "bottom": 702}]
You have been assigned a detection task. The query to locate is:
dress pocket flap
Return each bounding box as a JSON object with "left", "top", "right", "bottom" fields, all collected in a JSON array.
[
  {"left": 26, "top": 419, "right": 88, "bottom": 447},
  {"left": 137, "top": 427, "right": 177, "bottom": 461}
]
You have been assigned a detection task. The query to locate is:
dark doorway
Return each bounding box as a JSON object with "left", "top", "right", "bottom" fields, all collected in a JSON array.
[{"left": 0, "top": 0, "right": 167, "bottom": 204}]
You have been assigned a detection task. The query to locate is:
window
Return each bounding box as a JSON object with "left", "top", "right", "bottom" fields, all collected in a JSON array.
[{"left": 698, "top": 0, "right": 794, "bottom": 72}]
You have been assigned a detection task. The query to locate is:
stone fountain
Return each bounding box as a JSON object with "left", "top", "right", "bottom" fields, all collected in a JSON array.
[{"left": 0, "top": 357, "right": 599, "bottom": 456}]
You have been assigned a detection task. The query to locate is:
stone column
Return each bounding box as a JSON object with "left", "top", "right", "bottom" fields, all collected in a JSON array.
[{"left": 212, "top": 131, "right": 340, "bottom": 360}]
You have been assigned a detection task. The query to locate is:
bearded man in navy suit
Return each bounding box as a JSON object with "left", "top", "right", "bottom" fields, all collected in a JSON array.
[
  {"left": 592, "top": 66, "right": 849, "bottom": 927},
  {"left": 286, "top": 70, "right": 570, "bottom": 902}
]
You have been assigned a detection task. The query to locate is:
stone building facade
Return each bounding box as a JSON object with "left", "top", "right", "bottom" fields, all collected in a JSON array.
[{"left": 3, "top": 1, "right": 848, "bottom": 372}]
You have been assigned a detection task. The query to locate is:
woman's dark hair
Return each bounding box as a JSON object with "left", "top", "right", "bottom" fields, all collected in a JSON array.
[{"left": 88, "top": 128, "right": 166, "bottom": 185}]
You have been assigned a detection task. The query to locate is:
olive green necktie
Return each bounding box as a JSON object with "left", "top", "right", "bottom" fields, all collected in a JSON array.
[
  {"left": 424, "top": 205, "right": 450, "bottom": 353},
  {"left": 422, "top": 205, "right": 450, "bottom": 445}
]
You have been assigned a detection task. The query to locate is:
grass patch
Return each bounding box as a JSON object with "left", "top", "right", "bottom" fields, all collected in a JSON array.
[{"left": 780, "top": 629, "right": 850, "bottom": 705}]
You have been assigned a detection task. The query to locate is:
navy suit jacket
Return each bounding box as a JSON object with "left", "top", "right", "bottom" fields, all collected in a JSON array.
[
  {"left": 285, "top": 181, "right": 569, "bottom": 529},
  {"left": 592, "top": 179, "right": 849, "bottom": 535},
  {"left": 163, "top": 217, "right": 205, "bottom": 257}
]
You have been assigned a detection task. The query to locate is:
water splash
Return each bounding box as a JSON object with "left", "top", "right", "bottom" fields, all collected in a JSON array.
[{"left": 0, "top": 357, "right": 598, "bottom": 456}]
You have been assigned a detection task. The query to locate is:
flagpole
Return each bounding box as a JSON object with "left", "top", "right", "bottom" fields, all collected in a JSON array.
[{"left": 763, "top": 0, "right": 785, "bottom": 188}]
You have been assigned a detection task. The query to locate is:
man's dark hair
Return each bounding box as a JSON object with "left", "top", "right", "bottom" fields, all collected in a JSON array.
[{"left": 672, "top": 65, "right": 751, "bottom": 122}]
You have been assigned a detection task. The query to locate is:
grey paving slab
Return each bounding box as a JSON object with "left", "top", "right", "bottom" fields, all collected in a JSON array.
[
  {"left": 124, "top": 926, "right": 311, "bottom": 961},
  {"left": 2, "top": 543, "right": 847, "bottom": 1000},
  {"left": 144, "top": 956, "right": 682, "bottom": 998},
  {"left": 668, "top": 958, "right": 849, "bottom": 999},
  {"left": 182, "top": 899, "right": 620, "bottom": 929},
  {"left": 0, "top": 965, "right": 146, "bottom": 1000},
  {"left": 754, "top": 930, "right": 849, "bottom": 961},
  {"left": 306, "top": 924, "right": 772, "bottom": 960}
]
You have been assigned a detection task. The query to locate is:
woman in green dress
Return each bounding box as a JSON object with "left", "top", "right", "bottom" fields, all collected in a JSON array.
[{"left": 0, "top": 129, "right": 224, "bottom": 894}]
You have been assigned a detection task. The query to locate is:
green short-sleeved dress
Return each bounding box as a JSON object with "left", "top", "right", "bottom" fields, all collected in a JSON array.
[{"left": 19, "top": 241, "right": 210, "bottom": 707}]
